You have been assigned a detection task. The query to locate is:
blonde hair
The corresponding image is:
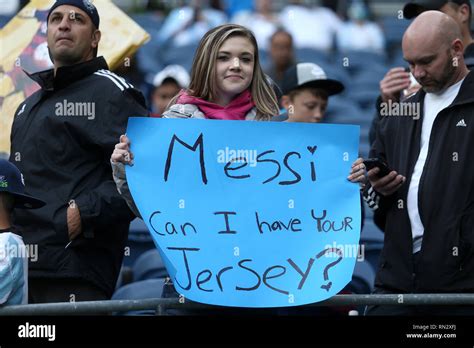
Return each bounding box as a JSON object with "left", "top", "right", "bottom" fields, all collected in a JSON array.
[{"left": 169, "top": 24, "right": 279, "bottom": 120}]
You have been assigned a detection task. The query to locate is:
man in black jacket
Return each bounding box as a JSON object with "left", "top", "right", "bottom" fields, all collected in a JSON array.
[
  {"left": 369, "top": 0, "right": 473, "bottom": 147},
  {"left": 9, "top": 0, "right": 148, "bottom": 302},
  {"left": 364, "top": 11, "right": 474, "bottom": 315}
]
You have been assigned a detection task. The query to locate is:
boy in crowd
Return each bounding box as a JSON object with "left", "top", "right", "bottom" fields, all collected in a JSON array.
[
  {"left": 0, "top": 159, "right": 45, "bottom": 306},
  {"left": 150, "top": 65, "right": 190, "bottom": 117},
  {"left": 278, "top": 62, "right": 344, "bottom": 122}
]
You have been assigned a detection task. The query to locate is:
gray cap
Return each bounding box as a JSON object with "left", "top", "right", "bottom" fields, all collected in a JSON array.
[{"left": 282, "top": 63, "right": 344, "bottom": 96}]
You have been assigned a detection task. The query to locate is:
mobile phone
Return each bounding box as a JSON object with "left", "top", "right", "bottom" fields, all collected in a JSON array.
[{"left": 363, "top": 158, "right": 392, "bottom": 177}]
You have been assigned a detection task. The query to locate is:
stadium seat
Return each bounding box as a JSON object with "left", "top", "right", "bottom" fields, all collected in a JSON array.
[
  {"left": 351, "top": 68, "right": 386, "bottom": 92},
  {"left": 361, "top": 217, "right": 384, "bottom": 244},
  {"left": 390, "top": 47, "right": 408, "bottom": 68},
  {"left": 350, "top": 258, "right": 376, "bottom": 294},
  {"left": 111, "top": 278, "right": 166, "bottom": 315},
  {"left": 359, "top": 142, "right": 371, "bottom": 158},
  {"left": 328, "top": 110, "right": 368, "bottom": 126},
  {"left": 259, "top": 49, "right": 270, "bottom": 71},
  {"left": 353, "top": 62, "right": 387, "bottom": 79},
  {"left": 359, "top": 193, "right": 384, "bottom": 276},
  {"left": 130, "top": 13, "right": 164, "bottom": 33},
  {"left": 359, "top": 142, "right": 371, "bottom": 159},
  {"left": 135, "top": 38, "right": 165, "bottom": 76},
  {"left": 161, "top": 44, "right": 198, "bottom": 73},
  {"left": 0, "top": 15, "right": 12, "bottom": 28},
  {"left": 363, "top": 242, "right": 384, "bottom": 275},
  {"left": 320, "top": 64, "right": 351, "bottom": 90},
  {"left": 349, "top": 79, "right": 381, "bottom": 94},
  {"left": 131, "top": 13, "right": 166, "bottom": 75},
  {"left": 115, "top": 265, "right": 133, "bottom": 290},
  {"left": 294, "top": 48, "right": 330, "bottom": 65},
  {"left": 225, "top": 0, "right": 254, "bottom": 17},
  {"left": 123, "top": 218, "right": 155, "bottom": 267},
  {"left": 381, "top": 16, "right": 412, "bottom": 53},
  {"left": 347, "top": 89, "right": 380, "bottom": 110},
  {"left": 132, "top": 249, "right": 168, "bottom": 282},
  {"left": 336, "top": 50, "right": 387, "bottom": 75},
  {"left": 130, "top": 217, "right": 149, "bottom": 233},
  {"left": 325, "top": 96, "right": 362, "bottom": 123},
  {"left": 359, "top": 130, "right": 371, "bottom": 158},
  {"left": 346, "top": 258, "right": 376, "bottom": 314}
]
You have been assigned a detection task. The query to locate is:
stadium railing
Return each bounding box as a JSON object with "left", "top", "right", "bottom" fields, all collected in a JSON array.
[{"left": 1, "top": 294, "right": 473, "bottom": 316}]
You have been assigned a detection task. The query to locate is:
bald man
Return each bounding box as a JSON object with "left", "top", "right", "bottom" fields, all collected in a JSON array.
[
  {"left": 404, "top": 0, "right": 473, "bottom": 67},
  {"left": 369, "top": 1, "right": 473, "bottom": 147},
  {"left": 363, "top": 11, "right": 474, "bottom": 315}
]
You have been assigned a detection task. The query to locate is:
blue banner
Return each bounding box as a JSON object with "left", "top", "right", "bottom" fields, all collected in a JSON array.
[{"left": 126, "top": 118, "right": 361, "bottom": 307}]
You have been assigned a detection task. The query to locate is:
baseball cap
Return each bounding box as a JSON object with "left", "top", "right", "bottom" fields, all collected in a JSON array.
[
  {"left": 403, "top": 0, "right": 471, "bottom": 19},
  {"left": 47, "top": 0, "right": 100, "bottom": 29},
  {"left": 152, "top": 65, "right": 190, "bottom": 88},
  {"left": 281, "top": 63, "right": 345, "bottom": 96},
  {"left": 0, "top": 160, "right": 45, "bottom": 209}
]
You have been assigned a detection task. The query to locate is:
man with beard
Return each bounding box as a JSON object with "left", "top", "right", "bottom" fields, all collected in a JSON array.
[
  {"left": 9, "top": 0, "right": 148, "bottom": 303},
  {"left": 363, "top": 11, "right": 474, "bottom": 315},
  {"left": 404, "top": 0, "right": 473, "bottom": 67},
  {"left": 369, "top": 0, "right": 473, "bottom": 147}
]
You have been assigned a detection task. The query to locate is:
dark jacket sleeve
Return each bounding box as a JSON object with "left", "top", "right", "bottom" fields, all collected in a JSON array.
[
  {"left": 369, "top": 95, "right": 384, "bottom": 147},
  {"left": 362, "top": 115, "right": 396, "bottom": 232},
  {"left": 74, "top": 87, "right": 148, "bottom": 237}
]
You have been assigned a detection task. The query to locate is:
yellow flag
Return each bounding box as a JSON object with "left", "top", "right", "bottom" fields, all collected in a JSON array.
[{"left": 0, "top": 0, "right": 150, "bottom": 154}]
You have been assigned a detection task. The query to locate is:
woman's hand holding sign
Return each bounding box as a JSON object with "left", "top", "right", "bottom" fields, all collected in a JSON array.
[
  {"left": 111, "top": 134, "right": 134, "bottom": 165},
  {"left": 348, "top": 157, "right": 367, "bottom": 189}
]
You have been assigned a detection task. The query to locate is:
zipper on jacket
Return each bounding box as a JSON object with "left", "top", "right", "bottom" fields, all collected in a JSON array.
[
  {"left": 415, "top": 106, "right": 450, "bottom": 268},
  {"left": 417, "top": 77, "right": 472, "bottom": 224}
]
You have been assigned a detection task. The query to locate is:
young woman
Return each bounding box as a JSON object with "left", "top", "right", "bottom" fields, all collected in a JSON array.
[
  {"left": 111, "top": 24, "right": 366, "bottom": 314},
  {"left": 111, "top": 24, "right": 366, "bottom": 215}
]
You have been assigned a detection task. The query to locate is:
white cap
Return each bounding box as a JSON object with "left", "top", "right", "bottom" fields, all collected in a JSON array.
[{"left": 152, "top": 65, "right": 190, "bottom": 88}]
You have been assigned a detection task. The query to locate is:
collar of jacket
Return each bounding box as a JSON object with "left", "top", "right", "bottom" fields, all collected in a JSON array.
[
  {"left": 25, "top": 56, "right": 109, "bottom": 92},
  {"left": 409, "top": 70, "right": 474, "bottom": 107},
  {"left": 453, "top": 70, "right": 474, "bottom": 106}
]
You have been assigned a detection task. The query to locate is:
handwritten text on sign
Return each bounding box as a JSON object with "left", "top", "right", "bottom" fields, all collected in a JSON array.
[{"left": 126, "top": 118, "right": 361, "bottom": 307}]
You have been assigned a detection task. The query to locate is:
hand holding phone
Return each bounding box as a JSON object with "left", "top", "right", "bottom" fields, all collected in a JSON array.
[
  {"left": 363, "top": 158, "right": 391, "bottom": 177},
  {"left": 364, "top": 158, "right": 406, "bottom": 196}
]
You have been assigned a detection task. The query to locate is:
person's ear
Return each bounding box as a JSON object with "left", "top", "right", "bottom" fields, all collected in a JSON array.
[
  {"left": 91, "top": 29, "right": 101, "bottom": 49},
  {"left": 458, "top": 4, "right": 470, "bottom": 24},
  {"left": 451, "top": 38, "right": 465, "bottom": 58}
]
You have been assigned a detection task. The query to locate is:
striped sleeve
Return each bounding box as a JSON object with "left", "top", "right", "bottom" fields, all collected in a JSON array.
[
  {"left": 363, "top": 185, "right": 381, "bottom": 211},
  {"left": 94, "top": 69, "right": 134, "bottom": 91}
]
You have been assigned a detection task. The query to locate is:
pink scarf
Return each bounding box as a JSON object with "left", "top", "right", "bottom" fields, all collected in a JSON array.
[{"left": 176, "top": 90, "right": 255, "bottom": 120}]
